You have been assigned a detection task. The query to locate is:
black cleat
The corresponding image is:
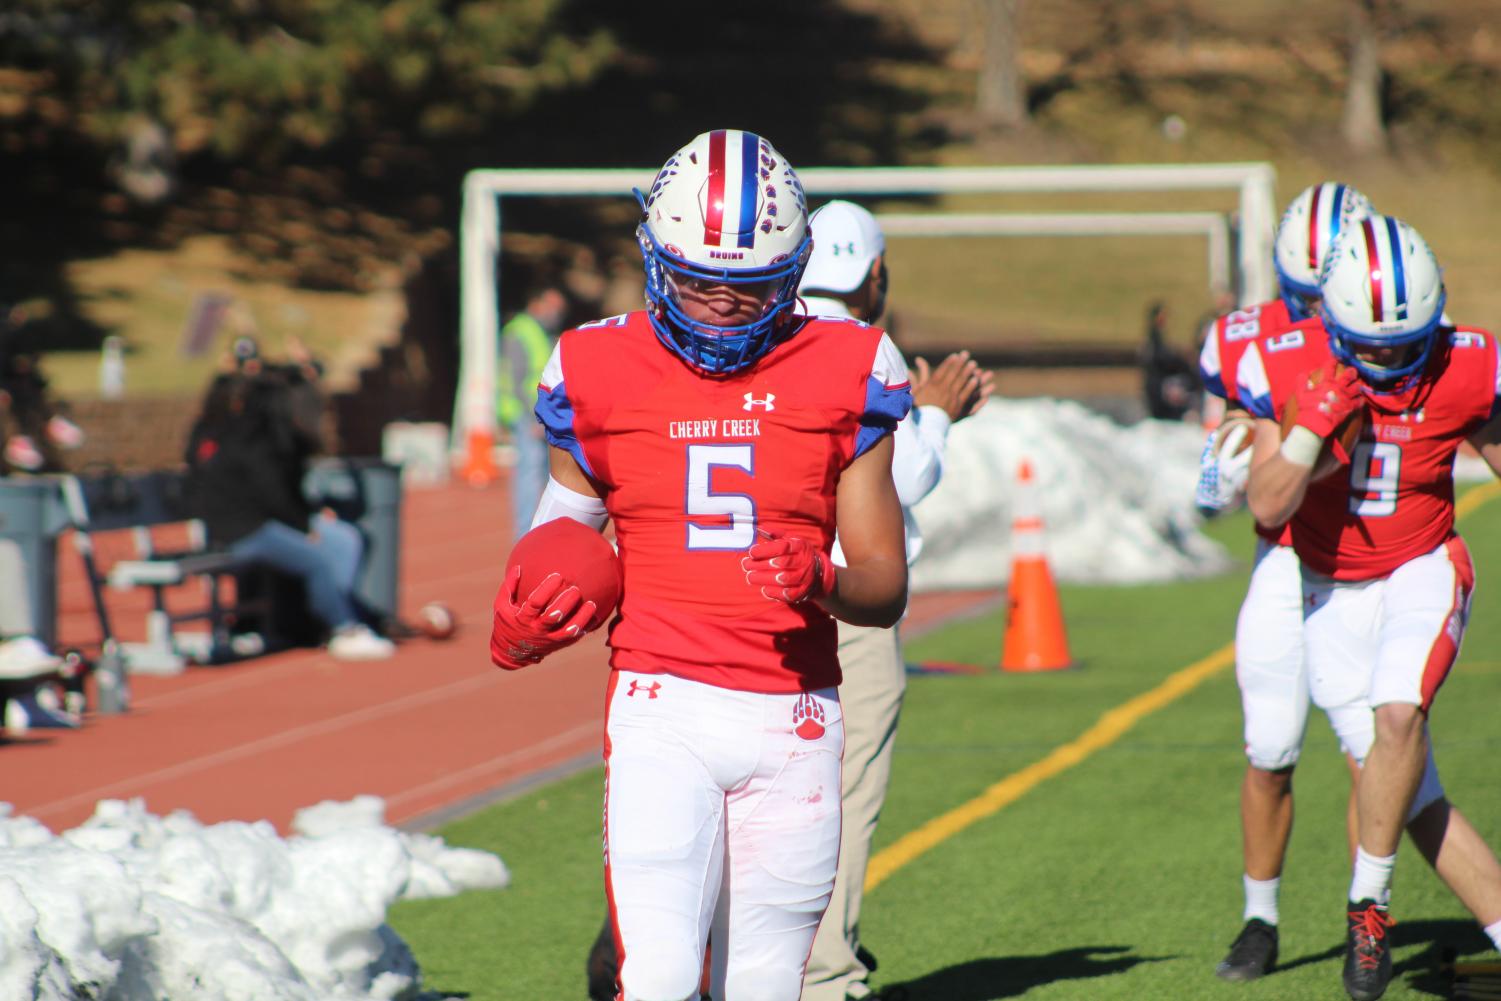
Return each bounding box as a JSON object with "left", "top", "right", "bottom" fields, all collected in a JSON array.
[
  {"left": 856, "top": 944, "right": 880, "bottom": 974},
  {"left": 1342, "top": 899, "right": 1394, "bottom": 1001},
  {"left": 1215, "top": 918, "right": 1279, "bottom": 981},
  {"left": 585, "top": 916, "right": 617, "bottom": 1001}
]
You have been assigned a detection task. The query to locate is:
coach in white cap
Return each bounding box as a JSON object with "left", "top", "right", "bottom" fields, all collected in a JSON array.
[{"left": 799, "top": 200, "right": 993, "bottom": 1001}]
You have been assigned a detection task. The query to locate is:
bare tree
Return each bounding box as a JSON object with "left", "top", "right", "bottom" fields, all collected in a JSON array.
[
  {"left": 1341, "top": 0, "right": 1387, "bottom": 154},
  {"left": 976, "top": 0, "right": 1028, "bottom": 129}
]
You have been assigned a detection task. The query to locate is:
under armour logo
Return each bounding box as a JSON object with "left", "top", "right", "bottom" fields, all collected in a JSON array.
[
  {"left": 627, "top": 680, "right": 662, "bottom": 699},
  {"left": 743, "top": 393, "right": 776, "bottom": 412},
  {"left": 830, "top": 242, "right": 856, "bottom": 256}
]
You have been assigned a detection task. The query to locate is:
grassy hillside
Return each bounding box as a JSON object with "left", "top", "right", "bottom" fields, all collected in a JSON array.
[
  {"left": 35, "top": 0, "right": 1501, "bottom": 399},
  {"left": 38, "top": 235, "right": 404, "bottom": 399},
  {"left": 869, "top": 0, "right": 1501, "bottom": 354}
]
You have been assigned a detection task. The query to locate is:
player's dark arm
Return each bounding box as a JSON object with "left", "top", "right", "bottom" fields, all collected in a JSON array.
[
  {"left": 549, "top": 445, "right": 601, "bottom": 498},
  {"left": 1467, "top": 410, "right": 1501, "bottom": 478},
  {"left": 823, "top": 435, "right": 908, "bottom": 628},
  {"left": 1246, "top": 417, "right": 1315, "bottom": 529}
]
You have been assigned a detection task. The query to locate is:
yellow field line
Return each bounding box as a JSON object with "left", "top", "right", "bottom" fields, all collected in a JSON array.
[
  {"left": 866, "top": 478, "right": 1501, "bottom": 893},
  {"left": 865, "top": 644, "right": 1233, "bottom": 892},
  {"left": 1456, "top": 478, "right": 1501, "bottom": 521}
]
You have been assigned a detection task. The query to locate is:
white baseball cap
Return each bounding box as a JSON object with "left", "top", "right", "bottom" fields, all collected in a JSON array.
[{"left": 800, "top": 200, "right": 885, "bottom": 295}]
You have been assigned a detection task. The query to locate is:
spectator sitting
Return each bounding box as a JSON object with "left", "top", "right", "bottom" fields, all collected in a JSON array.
[
  {"left": 184, "top": 343, "right": 393, "bottom": 661},
  {"left": 0, "top": 538, "right": 80, "bottom": 736}
]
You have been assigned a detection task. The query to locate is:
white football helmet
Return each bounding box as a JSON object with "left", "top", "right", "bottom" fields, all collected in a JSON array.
[
  {"left": 1273, "top": 182, "right": 1373, "bottom": 320},
  {"left": 1320, "top": 214, "right": 1447, "bottom": 389},
  {"left": 636, "top": 130, "right": 812, "bottom": 374}
]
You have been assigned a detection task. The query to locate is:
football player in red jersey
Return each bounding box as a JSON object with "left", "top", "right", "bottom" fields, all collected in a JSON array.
[
  {"left": 1241, "top": 215, "right": 1501, "bottom": 1001},
  {"left": 1195, "top": 182, "right": 1372, "bottom": 982},
  {"left": 492, "top": 130, "right": 910, "bottom": 1001}
]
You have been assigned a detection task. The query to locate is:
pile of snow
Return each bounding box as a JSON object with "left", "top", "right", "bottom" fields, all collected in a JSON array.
[
  {"left": 911, "top": 399, "right": 1230, "bottom": 592},
  {"left": 0, "top": 796, "right": 508, "bottom": 1001}
]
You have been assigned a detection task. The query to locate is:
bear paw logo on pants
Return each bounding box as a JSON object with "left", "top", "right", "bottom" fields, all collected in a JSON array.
[{"left": 792, "top": 693, "right": 826, "bottom": 741}]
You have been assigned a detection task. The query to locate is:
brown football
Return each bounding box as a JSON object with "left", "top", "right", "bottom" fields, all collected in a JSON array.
[
  {"left": 1280, "top": 365, "right": 1365, "bottom": 480},
  {"left": 416, "top": 601, "right": 458, "bottom": 641},
  {"left": 1213, "top": 414, "right": 1257, "bottom": 456}
]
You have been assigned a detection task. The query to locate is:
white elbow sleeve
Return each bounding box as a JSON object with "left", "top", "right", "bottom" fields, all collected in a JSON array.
[
  {"left": 1278, "top": 425, "right": 1322, "bottom": 467},
  {"left": 530, "top": 477, "right": 608, "bottom": 532}
]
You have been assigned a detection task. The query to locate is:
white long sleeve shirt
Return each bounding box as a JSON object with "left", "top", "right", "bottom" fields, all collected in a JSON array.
[{"left": 798, "top": 295, "right": 953, "bottom": 567}]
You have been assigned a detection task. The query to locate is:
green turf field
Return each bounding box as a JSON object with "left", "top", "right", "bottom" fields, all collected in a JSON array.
[{"left": 389, "top": 492, "right": 1501, "bottom": 1000}]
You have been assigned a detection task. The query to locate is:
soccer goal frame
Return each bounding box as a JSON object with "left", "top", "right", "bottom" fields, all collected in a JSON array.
[{"left": 455, "top": 162, "right": 1277, "bottom": 462}]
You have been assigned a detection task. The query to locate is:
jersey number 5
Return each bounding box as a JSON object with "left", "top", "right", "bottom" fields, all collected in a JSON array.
[{"left": 686, "top": 444, "right": 757, "bottom": 550}]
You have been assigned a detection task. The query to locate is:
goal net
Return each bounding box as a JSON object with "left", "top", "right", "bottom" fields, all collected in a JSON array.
[{"left": 453, "top": 162, "right": 1277, "bottom": 475}]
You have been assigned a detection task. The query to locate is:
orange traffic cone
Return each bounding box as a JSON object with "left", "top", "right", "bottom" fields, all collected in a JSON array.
[
  {"left": 461, "top": 426, "right": 500, "bottom": 487},
  {"left": 1001, "top": 459, "right": 1072, "bottom": 672}
]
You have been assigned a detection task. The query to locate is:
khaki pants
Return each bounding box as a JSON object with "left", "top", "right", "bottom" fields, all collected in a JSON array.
[{"left": 802, "top": 620, "right": 906, "bottom": 1001}]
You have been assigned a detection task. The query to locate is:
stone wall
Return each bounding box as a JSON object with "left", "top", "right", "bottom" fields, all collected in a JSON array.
[{"left": 62, "top": 396, "right": 202, "bottom": 473}]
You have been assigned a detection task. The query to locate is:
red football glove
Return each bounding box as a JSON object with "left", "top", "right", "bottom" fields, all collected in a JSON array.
[
  {"left": 489, "top": 567, "right": 598, "bottom": 670},
  {"left": 1292, "top": 362, "right": 1364, "bottom": 440},
  {"left": 742, "top": 534, "right": 837, "bottom": 605}
]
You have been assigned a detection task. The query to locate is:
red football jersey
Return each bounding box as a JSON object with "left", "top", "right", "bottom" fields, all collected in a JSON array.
[
  {"left": 1198, "top": 299, "right": 1295, "bottom": 407},
  {"left": 1237, "top": 318, "right": 1500, "bottom": 580},
  {"left": 536, "top": 310, "right": 911, "bottom": 693}
]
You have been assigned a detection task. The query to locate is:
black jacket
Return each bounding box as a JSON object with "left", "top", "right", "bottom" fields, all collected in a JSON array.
[{"left": 185, "top": 373, "right": 314, "bottom": 546}]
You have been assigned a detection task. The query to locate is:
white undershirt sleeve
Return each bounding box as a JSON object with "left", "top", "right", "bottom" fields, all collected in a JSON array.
[
  {"left": 891, "top": 406, "right": 951, "bottom": 507},
  {"left": 529, "top": 476, "right": 608, "bottom": 532}
]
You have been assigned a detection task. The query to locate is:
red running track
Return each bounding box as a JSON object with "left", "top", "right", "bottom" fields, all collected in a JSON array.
[{"left": 1, "top": 479, "right": 999, "bottom": 834}]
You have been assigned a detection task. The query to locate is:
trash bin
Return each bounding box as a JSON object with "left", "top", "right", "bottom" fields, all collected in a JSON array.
[
  {"left": 303, "top": 458, "right": 402, "bottom": 622},
  {"left": 0, "top": 477, "right": 68, "bottom": 649}
]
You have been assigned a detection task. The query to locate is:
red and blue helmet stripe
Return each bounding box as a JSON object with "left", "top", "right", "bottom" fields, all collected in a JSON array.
[
  {"left": 1278, "top": 182, "right": 1363, "bottom": 320},
  {"left": 1305, "top": 184, "right": 1324, "bottom": 273},
  {"left": 703, "top": 129, "right": 762, "bottom": 251},
  {"left": 1356, "top": 216, "right": 1411, "bottom": 324},
  {"left": 1326, "top": 216, "right": 1444, "bottom": 390},
  {"left": 635, "top": 129, "right": 813, "bottom": 374},
  {"left": 1383, "top": 215, "right": 1407, "bottom": 321},
  {"left": 1304, "top": 183, "right": 1350, "bottom": 274}
]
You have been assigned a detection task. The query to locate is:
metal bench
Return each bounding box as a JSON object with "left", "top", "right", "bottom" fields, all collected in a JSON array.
[{"left": 59, "top": 470, "right": 262, "bottom": 674}]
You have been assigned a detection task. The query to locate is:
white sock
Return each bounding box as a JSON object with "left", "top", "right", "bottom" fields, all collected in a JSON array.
[
  {"left": 1484, "top": 918, "right": 1501, "bottom": 953},
  {"left": 1349, "top": 847, "right": 1396, "bottom": 906},
  {"left": 1243, "top": 874, "right": 1280, "bottom": 925}
]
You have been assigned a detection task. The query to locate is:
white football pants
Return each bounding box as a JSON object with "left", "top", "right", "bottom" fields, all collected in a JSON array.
[
  {"left": 1236, "top": 540, "right": 1311, "bottom": 771},
  {"left": 1301, "top": 537, "right": 1473, "bottom": 816},
  {"left": 604, "top": 670, "right": 844, "bottom": 1001}
]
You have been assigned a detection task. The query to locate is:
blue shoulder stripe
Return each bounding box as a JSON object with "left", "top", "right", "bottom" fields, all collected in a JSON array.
[
  {"left": 854, "top": 376, "right": 913, "bottom": 460},
  {"left": 535, "top": 381, "right": 594, "bottom": 477}
]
